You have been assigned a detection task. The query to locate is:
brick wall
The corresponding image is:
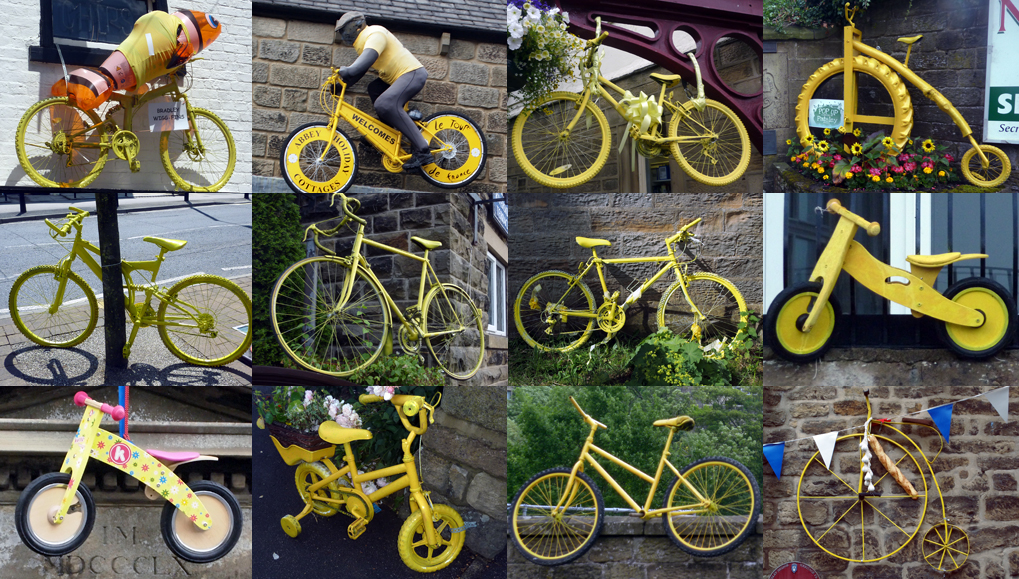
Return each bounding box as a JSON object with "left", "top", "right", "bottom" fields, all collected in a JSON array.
[
  {"left": 0, "top": 0, "right": 252, "bottom": 191},
  {"left": 508, "top": 193, "right": 764, "bottom": 337},
  {"left": 253, "top": 16, "right": 507, "bottom": 193},
  {"left": 764, "top": 385, "right": 1019, "bottom": 578}
]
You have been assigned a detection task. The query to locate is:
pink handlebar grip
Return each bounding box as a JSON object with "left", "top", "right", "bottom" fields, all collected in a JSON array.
[
  {"left": 74, "top": 391, "right": 126, "bottom": 420},
  {"left": 74, "top": 391, "right": 89, "bottom": 406}
]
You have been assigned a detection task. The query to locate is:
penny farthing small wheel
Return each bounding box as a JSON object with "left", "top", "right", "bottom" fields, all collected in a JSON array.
[{"left": 922, "top": 523, "right": 969, "bottom": 572}]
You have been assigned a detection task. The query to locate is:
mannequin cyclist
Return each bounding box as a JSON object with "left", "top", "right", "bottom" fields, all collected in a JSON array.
[{"left": 335, "top": 12, "right": 432, "bottom": 171}]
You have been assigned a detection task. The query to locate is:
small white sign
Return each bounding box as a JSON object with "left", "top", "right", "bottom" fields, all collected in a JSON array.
[
  {"left": 148, "top": 99, "right": 189, "bottom": 132},
  {"left": 808, "top": 99, "right": 844, "bottom": 129}
]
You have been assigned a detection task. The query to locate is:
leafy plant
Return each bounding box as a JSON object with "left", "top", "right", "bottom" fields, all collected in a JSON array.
[
  {"left": 348, "top": 354, "right": 445, "bottom": 386},
  {"left": 353, "top": 386, "right": 443, "bottom": 470},
  {"left": 252, "top": 194, "right": 305, "bottom": 367},
  {"left": 507, "top": 0, "right": 586, "bottom": 111},
  {"left": 627, "top": 329, "right": 735, "bottom": 386},
  {"left": 766, "top": 0, "right": 913, "bottom": 32}
]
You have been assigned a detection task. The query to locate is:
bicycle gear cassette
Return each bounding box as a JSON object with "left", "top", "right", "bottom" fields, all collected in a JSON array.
[
  {"left": 597, "top": 302, "right": 625, "bottom": 333},
  {"left": 398, "top": 324, "right": 421, "bottom": 353}
]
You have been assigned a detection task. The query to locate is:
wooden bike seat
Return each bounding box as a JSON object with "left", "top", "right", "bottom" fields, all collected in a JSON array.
[
  {"left": 897, "top": 35, "right": 923, "bottom": 45},
  {"left": 649, "top": 72, "right": 681, "bottom": 89},
  {"left": 575, "top": 236, "right": 611, "bottom": 248},
  {"left": 318, "top": 421, "right": 373, "bottom": 444},
  {"left": 905, "top": 252, "right": 986, "bottom": 267},
  {"left": 653, "top": 415, "right": 695, "bottom": 431},
  {"left": 143, "top": 236, "right": 187, "bottom": 252}
]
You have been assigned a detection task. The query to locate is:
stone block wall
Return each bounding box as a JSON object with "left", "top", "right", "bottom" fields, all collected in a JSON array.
[
  {"left": 508, "top": 193, "right": 764, "bottom": 337},
  {"left": 416, "top": 384, "right": 507, "bottom": 560},
  {"left": 764, "top": 385, "right": 1019, "bottom": 578},
  {"left": 253, "top": 16, "right": 507, "bottom": 193},
  {"left": 507, "top": 516, "right": 764, "bottom": 579}
]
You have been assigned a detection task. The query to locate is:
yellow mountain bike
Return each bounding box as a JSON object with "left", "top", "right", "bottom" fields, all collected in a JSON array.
[
  {"left": 270, "top": 193, "right": 485, "bottom": 379},
  {"left": 509, "top": 395, "right": 759, "bottom": 565},
  {"left": 8, "top": 206, "right": 252, "bottom": 366},
  {"left": 512, "top": 17, "right": 751, "bottom": 189},
  {"left": 279, "top": 71, "right": 487, "bottom": 194},
  {"left": 513, "top": 217, "right": 748, "bottom": 353}
]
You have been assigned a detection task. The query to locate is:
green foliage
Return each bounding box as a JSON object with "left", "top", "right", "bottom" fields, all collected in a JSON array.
[
  {"left": 766, "top": 0, "right": 912, "bottom": 32},
  {"left": 254, "top": 386, "right": 329, "bottom": 431},
  {"left": 508, "top": 386, "right": 763, "bottom": 510},
  {"left": 252, "top": 194, "right": 305, "bottom": 366},
  {"left": 627, "top": 329, "right": 734, "bottom": 386},
  {"left": 348, "top": 354, "right": 445, "bottom": 386},
  {"left": 508, "top": 337, "right": 638, "bottom": 386},
  {"left": 352, "top": 386, "right": 443, "bottom": 469}
]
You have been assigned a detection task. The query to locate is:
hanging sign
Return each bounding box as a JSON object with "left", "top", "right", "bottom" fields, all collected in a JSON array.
[
  {"left": 808, "top": 99, "right": 843, "bottom": 129},
  {"left": 149, "top": 98, "right": 189, "bottom": 132},
  {"left": 984, "top": 0, "right": 1019, "bottom": 143}
]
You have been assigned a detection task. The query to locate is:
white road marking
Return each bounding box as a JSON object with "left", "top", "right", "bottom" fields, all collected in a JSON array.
[{"left": 221, "top": 265, "right": 252, "bottom": 271}]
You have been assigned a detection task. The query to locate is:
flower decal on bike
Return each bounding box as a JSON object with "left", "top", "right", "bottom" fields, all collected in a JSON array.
[{"left": 160, "top": 476, "right": 168, "bottom": 484}]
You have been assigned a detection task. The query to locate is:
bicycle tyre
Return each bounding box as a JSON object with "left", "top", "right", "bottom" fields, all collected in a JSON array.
[
  {"left": 662, "top": 456, "right": 760, "bottom": 557},
  {"left": 765, "top": 281, "right": 841, "bottom": 363},
  {"left": 423, "top": 283, "right": 485, "bottom": 380},
  {"left": 9, "top": 265, "right": 98, "bottom": 348},
  {"left": 160, "top": 481, "right": 242, "bottom": 563},
  {"left": 513, "top": 270, "right": 597, "bottom": 353},
  {"left": 657, "top": 273, "right": 748, "bottom": 353},
  {"left": 667, "top": 99, "right": 751, "bottom": 187},
  {"left": 509, "top": 467, "right": 604, "bottom": 565},
  {"left": 16, "top": 472, "right": 96, "bottom": 557},
  {"left": 16, "top": 97, "right": 108, "bottom": 188},
  {"left": 961, "top": 144, "right": 1011, "bottom": 188},
  {"left": 160, "top": 107, "right": 236, "bottom": 192},
  {"left": 271, "top": 256, "right": 390, "bottom": 377},
  {"left": 295, "top": 462, "right": 343, "bottom": 517},
  {"left": 157, "top": 274, "right": 253, "bottom": 366},
  {"left": 397, "top": 503, "right": 466, "bottom": 572},
  {"left": 937, "top": 277, "right": 1016, "bottom": 358},
  {"left": 279, "top": 122, "right": 358, "bottom": 194},
  {"left": 795, "top": 56, "right": 913, "bottom": 152},
  {"left": 418, "top": 112, "right": 487, "bottom": 189},
  {"left": 512, "top": 91, "right": 611, "bottom": 188}
]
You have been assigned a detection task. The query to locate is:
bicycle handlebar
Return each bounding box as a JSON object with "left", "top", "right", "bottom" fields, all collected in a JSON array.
[
  {"left": 570, "top": 396, "right": 606, "bottom": 430},
  {"left": 330, "top": 193, "right": 366, "bottom": 226},
  {"left": 826, "top": 199, "right": 881, "bottom": 236},
  {"left": 74, "top": 391, "right": 126, "bottom": 421},
  {"left": 359, "top": 392, "right": 441, "bottom": 435},
  {"left": 587, "top": 31, "right": 608, "bottom": 48},
  {"left": 666, "top": 217, "right": 703, "bottom": 245}
]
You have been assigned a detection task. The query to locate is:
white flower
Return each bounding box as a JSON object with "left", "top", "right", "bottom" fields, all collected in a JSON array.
[
  {"left": 507, "top": 5, "right": 521, "bottom": 21},
  {"left": 508, "top": 21, "right": 524, "bottom": 39},
  {"left": 508, "top": 36, "right": 522, "bottom": 50},
  {"left": 376, "top": 477, "right": 388, "bottom": 488},
  {"left": 525, "top": 6, "right": 541, "bottom": 24},
  {"left": 561, "top": 11, "right": 569, "bottom": 23},
  {"left": 549, "top": 6, "right": 559, "bottom": 15},
  {"left": 303, "top": 390, "right": 313, "bottom": 407}
]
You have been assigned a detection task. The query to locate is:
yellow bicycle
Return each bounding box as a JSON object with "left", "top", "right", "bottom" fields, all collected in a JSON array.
[
  {"left": 8, "top": 206, "right": 252, "bottom": 366},
  {"left": 513, "top": 217, "right": 748, "bottom": 353},
  {"left": 512, "top": 17, "right": 751, "bottom": 189},
  {"left": 279, "top": 71, "right": 487, "bottom": 194},
  {"left": 270, "top": 193, "right": 485, "bottom": 379},
  {"left": 16, "top": 62, "right": 236, "bottom": 191},
  {"left": 509, "top": 395, "right": 759, "bottom": 565},
  {"left": 796, "top": 2, "right": 1010, "bottom": 187}
]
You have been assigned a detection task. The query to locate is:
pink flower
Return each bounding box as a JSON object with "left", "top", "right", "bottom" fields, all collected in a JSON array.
[
  {"left": 852, "top": 164, "right": 863, "bottom": 173},
  {"left": 921, "top": 161, "right": 933, "bottom": 169},
  {"left": 898, "top": 154, "right": 909, "bottom": 162},
  {"left": 945, "top": 153, "right": 954, "bottom": 162},
  {"left": 892, "top": 166, "right": 904, "bottom": 174},
  {"left": 303, "top": 390, "right": 313, "bottom": 407},
  {"left": 833, "top": 154, "right": 842, "bottom": 161},
  {"left": 829, "top": 161, "right": 835, "bottom": 168},
  {"left": 904, "top": 162, "right": 917, "bottom": 172},
  {"left": 869, "top": 167, "right": 881, "bottom": 176}
]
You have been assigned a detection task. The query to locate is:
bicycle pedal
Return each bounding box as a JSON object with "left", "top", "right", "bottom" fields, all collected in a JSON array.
[{"left": 348, "top": 517, "right": 367, "bottom": 540}]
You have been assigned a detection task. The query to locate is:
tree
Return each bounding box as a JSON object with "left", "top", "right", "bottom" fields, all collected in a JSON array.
[{"left": 252, "top": 194, "right": 306, "bottom": 366}]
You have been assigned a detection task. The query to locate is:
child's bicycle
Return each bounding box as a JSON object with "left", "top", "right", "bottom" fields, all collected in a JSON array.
[
  {"left": 796, "top": 2, "right": 1010, "bottom": 187},
  {"left": 513, "top": 216, "right": 748, "bottom": 354},
  {"left": 16, "top": 63, "right": 236, "bottom": 191},
  {"left": 15, "top": 391, "right": 242, "bottom": 563},
  {"left": 796, "top": 390, "right": 968, "bottom": 571},
  {"left": 511, "top": 16, "right": 751, "bottom": 189},
  {"left": 8, "top": 206, "right": 252, "bottom": 366},
  {"left": 509, "top": 396, "right": 760, "bottom": 565},
  {"left": 279, "top": 70, "right": 487, "bottom": 194},
  {"left": 766, "top": 198, "right": 1016, "bottom": 362},
  {"left": 267, "top": 392, "right": 466, "bottom": 573}
]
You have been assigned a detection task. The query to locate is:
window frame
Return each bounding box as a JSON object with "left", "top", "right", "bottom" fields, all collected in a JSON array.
[
  {"left": 486, "top": 252, "right": 507, "bottom": 336},
  {"left": 30, "top": 0, "right": 167, "bottom": 67}
]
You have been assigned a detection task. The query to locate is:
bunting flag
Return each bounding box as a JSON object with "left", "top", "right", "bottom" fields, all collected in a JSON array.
[
  {"left": 985, "top": 386, "right": 1010, "bottom": 422},
  {"left": 927, "top": 404, "right": 954, "bottom": 443},
  {"left": 763, "top": 442, "right": 785, "bottom": 480},
  {"left": 813, "top": 431, "right": 839, "bottom": 471}
]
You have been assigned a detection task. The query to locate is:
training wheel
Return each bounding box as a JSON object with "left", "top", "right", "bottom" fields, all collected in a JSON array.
[
  {"left": 281, "top": 515, "right": 302, "bottom": 538},
  {"left": 922, "top": 523, "right": 968, "bottom": 571}
]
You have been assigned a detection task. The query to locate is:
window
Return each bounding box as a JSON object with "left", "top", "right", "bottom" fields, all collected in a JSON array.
[
  {"left": 491, "top": 194, "right": 508, "bottom": 236},
  {"left": 487, "top": 253, "right": 507, "bottom": 335},
  {"left": 31, "top": 0, "right": 167, "bottom": 66}
]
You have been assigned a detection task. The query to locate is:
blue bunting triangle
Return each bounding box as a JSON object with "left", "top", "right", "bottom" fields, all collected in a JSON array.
[
  {"left": 763, "top": 442, "right": 785, "bottom": 479},
  {"left": 928, "top": 404, "right": 954, "bottom": 443}
]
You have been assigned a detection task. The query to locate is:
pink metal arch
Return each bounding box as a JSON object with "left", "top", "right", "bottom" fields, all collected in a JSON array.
[{"left": 558, "top": 0, "right": 763, "bottom": 149}]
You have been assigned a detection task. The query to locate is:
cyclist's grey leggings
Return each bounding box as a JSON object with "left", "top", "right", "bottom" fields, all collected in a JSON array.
[{"left": 368, "top": 67, "right": 429, "bottom": 151}]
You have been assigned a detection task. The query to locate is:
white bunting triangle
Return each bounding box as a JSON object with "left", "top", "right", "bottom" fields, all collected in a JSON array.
[
  {"left": 813, "top": 431, "right": 839, "bottom": 470},
  {"left": 984, "top": 386, "right": 1010, "bottom": 423}
]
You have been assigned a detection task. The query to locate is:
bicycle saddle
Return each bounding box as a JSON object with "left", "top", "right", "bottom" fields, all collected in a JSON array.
[
  {"left": 144, "top": 237, "right": 188, "bottom": 252},
  {"left": 649, "top": 72, "right": 681, "bottom": 89},
  {"left": 319, "top": 421, "right": 373, "bottom": 444},
  {"left": 411, "top": 236, "right": 442, "bottom": 250},
  {"left": 897, "top": 35, "right": 923, "bottom": 45},
  {"left": 575, "top": 237, "right": 611, "bottom": 248},
  {"left": 653, "top": 415, "right": 694, "bottom": 431},
  {"left": 905, "top": 252, "right": 986, "bottom": 267},
  {"left": 147, "top": 449, "right": 201, "bottom": 463}
]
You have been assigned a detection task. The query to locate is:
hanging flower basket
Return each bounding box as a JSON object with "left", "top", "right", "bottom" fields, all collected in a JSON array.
[
  {"left": 507, "top": 0, "right": 585, "bottom": 110},
  {"left": 267, "top": 422, "right": 332, "bottom": 451}
]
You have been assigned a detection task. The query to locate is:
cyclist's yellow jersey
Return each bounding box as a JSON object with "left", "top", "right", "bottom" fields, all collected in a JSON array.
[
  {"left": 118, "top": 11, "right": 193, "bottom": 84},
  {"left": 354, "top": 25, "right": 423, "bottom": 85}
]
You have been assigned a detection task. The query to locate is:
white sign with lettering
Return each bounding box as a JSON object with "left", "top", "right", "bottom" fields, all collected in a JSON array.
[
  {"left": 983, "top": 0, "right": 1019, "bottom": 143},
  {"left": 148, "top": 99, "right": 189, "bottom": 132}
]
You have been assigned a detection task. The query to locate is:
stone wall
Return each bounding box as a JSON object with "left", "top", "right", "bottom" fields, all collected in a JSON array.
[
  {"left": 508, "top": 193, "right": 764, "bottom": 337},
  {"left": 415, "top": 384, "right": 507, "bottom": 560},
  {"left": 763, "top": 385, "right": 1019, "bottom": 578},
  {"left": 507, "top": 516, "right": 764, "bottom": 579},
  {"left": 252, "top": 16, "right": 507, "bottom": 193},
  {"left": 764, "top": 0, "right": 1014, "bottom": 189}
]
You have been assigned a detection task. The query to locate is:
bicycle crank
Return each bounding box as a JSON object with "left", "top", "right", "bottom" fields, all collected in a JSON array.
[
  {"left": 399, "top": 324, "right": 421, "bottom": 353},
  {"left": 111, "top": 130, "right": 141, "bottom": 166},
  {"left": 597, "top": 302, "right": 625, "bottom": 333}
]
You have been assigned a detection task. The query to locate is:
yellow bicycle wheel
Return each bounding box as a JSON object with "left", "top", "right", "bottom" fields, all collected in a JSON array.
[
  {"left": 961, "top": 144, "right": 1011, "bottom": 188},
  {"left": 765, "top": 281, "right": 840, "bottom": 363},
  {"left": 657, "top": 273, "right": 748, "bottom": 352},
  {"left": 280, "top": 123, "right": 358, "bottom": 194},
  {"left": 160, "top": 108, "right": 236, "bottom": 192},
  {"left": 423, "top": 283, "right": 485, "bottom": 380},
  {"left": 512, "top": 91, "right": 611, "bottom": 188},
  {"left": 157, "top": 274, "right": 253, "bottom": 366},
  {"left": 418, "top": 112, "right": 487, "bottom": 189},
  {"left": 513, "top": 270, "right": 596, "bottom": 353},
  {"left": 668, "top": 99, "right": 751, "bottom": 187},
  {"left": 937, "top": 278, "right": 1015, "bottom": 358},
  {"left": 271, "top": 256, "right": 389, "bottom": 376},
  {"left": 663, "top": 457, "right": 759, "bottom": 556},
  {"left": 509, "top": 467, "right": 604, "bottom": 565},
  {"left": 922, "top": 523, "right": 969, "bottom": 572},
  {"left": 16, "top": 97, "right": 108, "bottom": 188},
  {"left": 9, "top": 265, "right": 98, "bottom": 348},
  {"left": 797, "top": 433, "right": 928, "bottom": 563},
  {"left": 295, "top": 462, "right": 343, "bottom": 517},
  {"left": 397, "top": 504, "right": 465, "bottom": 573}
]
